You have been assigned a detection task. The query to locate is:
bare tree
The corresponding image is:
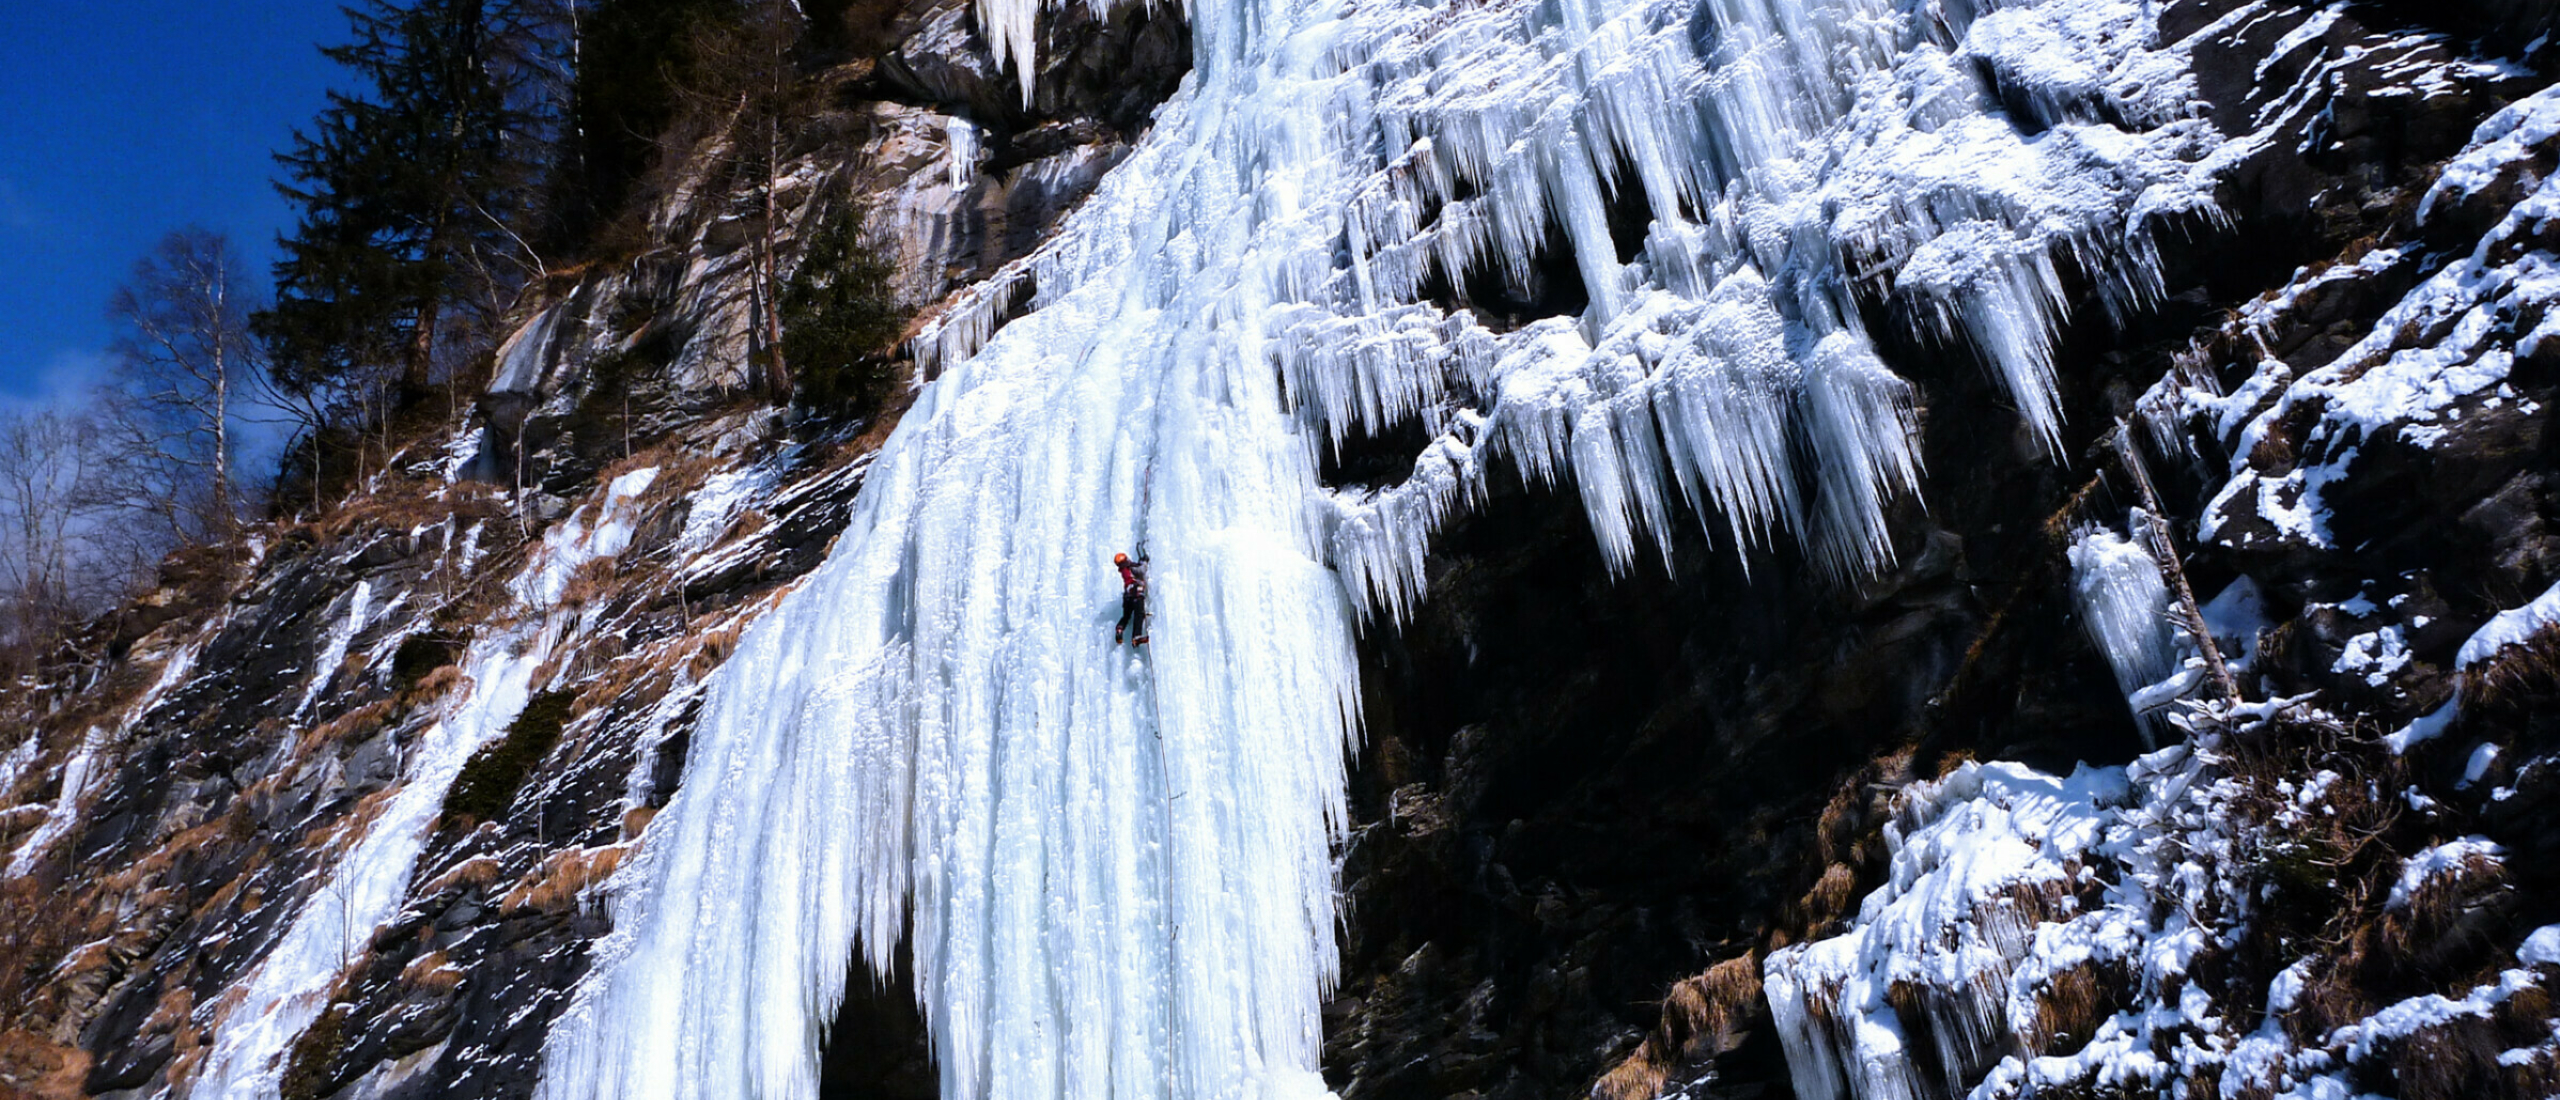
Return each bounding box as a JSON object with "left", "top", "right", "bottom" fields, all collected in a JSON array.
[
  {"left": 750, "top": 0, "right": 797, "bottom": 396},
  {"left": 677, "top": 0, "right": 808, "bottom": 396},
  {"left": 0, "top": 409, "right": 110, "bottom": 663},
  {"left": 99, "top": 228, "right": 262, "bottom": 544}
]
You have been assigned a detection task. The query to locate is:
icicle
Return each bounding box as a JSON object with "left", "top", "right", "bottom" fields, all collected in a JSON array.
[
  {"left": 2068, "top": 517, "right": 2197, "bottom": 745},
  {"left": 947, "top": 116, "right": 980, "bottom": 190}
]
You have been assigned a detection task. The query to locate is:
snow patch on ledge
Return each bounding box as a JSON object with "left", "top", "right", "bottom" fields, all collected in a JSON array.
[
  {"left": 2386, "top": 836, "right": 2504, "bottom": 909},
  {"left": 2458, "top": 578, "right": 2560, "bottom": 671}
]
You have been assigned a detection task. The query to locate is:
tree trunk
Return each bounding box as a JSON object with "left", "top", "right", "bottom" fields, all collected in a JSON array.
[
  {"left": 761, "top": 111, "right": 789, "bottom": 397},
  {"left": 210, "top": 265, "right": 232, "bottom": 536},
  {"left": 409, "top": 296, "right": 443, "bottom": 396}
]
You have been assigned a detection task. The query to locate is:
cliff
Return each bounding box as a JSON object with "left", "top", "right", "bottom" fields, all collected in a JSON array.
[{"left": 2, "top": 1, "right": 2557, "bottom": 1099}]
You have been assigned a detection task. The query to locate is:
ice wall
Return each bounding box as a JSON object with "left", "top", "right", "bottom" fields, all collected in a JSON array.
[{"left": 540, "top": 0, "right": 2227, "bottom": 1095}]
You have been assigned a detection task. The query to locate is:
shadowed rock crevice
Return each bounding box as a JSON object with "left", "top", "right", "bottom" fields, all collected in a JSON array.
[{"left": 818, "top": 939, "right": 938, "bottom": 1100}]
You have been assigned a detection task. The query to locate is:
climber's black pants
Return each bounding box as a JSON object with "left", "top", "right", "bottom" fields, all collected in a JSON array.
[{"left": 1116, "top": 592, "right": 1147, "bottom": 642}]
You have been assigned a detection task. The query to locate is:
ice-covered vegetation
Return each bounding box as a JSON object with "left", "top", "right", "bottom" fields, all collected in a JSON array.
[
  {"left": 1766, "top": 696, "right": 2560, "bottom": 1100},
  {"left": 1765, "top": 76, "right": 2560, "bottom": 1100}
]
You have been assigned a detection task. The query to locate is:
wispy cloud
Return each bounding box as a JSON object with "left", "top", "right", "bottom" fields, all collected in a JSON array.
[{"left": 0, "top": 347, "right": 111, "bottom": 419}]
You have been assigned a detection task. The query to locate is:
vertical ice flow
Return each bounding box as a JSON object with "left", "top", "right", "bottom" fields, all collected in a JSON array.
[
  {"left": 541, "top": 0, "right": 2221, "bottom": 1093},
  {"left": 2069, "top": 516, "right": 2198, "bottom": 743}
]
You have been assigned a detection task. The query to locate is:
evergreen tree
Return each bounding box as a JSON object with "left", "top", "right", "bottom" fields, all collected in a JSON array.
[
  {"left": 259, "top": 0, "right": 540, "bottom": 399},
  {"left": 780, "top": 204, "right": 902, "bottom": 417},
  {"left": 560, "top": 0, "right": 737, "bottom": 245}
]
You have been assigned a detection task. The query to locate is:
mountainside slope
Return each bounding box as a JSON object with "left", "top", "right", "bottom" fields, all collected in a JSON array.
[{"left": 2, "top": 1, "right": 2557, "bottom": 1100}]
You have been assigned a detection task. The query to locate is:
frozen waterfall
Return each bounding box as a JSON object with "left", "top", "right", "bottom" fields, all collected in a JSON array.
[{"left": 538, "top": 0, "right": 2219, "bottom": 1094}]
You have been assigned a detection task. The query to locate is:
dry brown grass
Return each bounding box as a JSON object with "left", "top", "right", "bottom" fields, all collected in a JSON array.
[
  {"left": 2461, "top": 622, "right": 2560, "bottom": 712},
  {"left": 159, "top": 1022, "right": 206, "bottom": 1099},
  {"left": 2027, "top": 961, "right": 2120, "bottom": 1056},
  {"left": 0, "top": 1027, "right": 90, "bottom": 1100},
  {"left": 0, "top": 805, "right": 45, "bottom": 849},
  {"left": 297, "top": 698, "right": 400, "bottom": 756},
  {"left": 557, "top": 556, "right": 623, "bottom": 612},
  {"left": 570, "top": 648, "right": 672, "bottom": 725},
  {"left": 183, "top": 837, "right": 276, "bottom": 929},
  {"left": 848, "top": 382, "right": 920, "bottom": 453},
  {"left": 2378, "top": 851, "right": 2510, "bottom": 974},
  {"left": 622, "top": 805, "right": 660, "bottom": 841},
  {"left": 0, "top": 873, "right": 105, "bottom": 1036},
  {"left": 688, "top": 619, "right": 747, "bottom": 679},
  {"left": 406, "top": 663, "right": 467, "bottom": 706},
  {"left": 501, "top": 844, "right": 628, "bottom": 914},
  {"left": 304, "top": 475, "right": 506, "bottom": 548},
  {"left": 142, "top": 984, "right": 193, "bottom": 1035},
  {"left": 298, "top": 786, "right": 401, "bottom": 861},
  {"left": 558, "top": 602, "right": 762, "bottom": 752},
  {"left": 1814, "top": 786, "right": 1862, "bottom": 863},
  {"left": 1801, "top": 864, "right": 1860, "bottom": 932},
  {"left": 400, "top": 950, "right": 464, "bottom": 994},
  {"left": 1590, "top": 956, "right": 1765, "bottom": 1100},
  {"left": 609, "top": 448, "right": 728, "bottom": 516},
  {"left": 421, "top": 855, "right": 507, "bottom": 896},
  {"left": 2386, "top": 1015, "right": 2548, "bottom": 1100}
]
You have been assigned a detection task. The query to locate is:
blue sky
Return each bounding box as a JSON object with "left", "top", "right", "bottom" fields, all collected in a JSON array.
[{"left": 0, "top": 2, "right": 347, "bottom": 407}]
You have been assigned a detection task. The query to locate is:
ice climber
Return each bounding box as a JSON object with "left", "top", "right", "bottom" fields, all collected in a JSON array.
[{"left": 1113, "top": 552, "right": 1149, "bottom": 645}]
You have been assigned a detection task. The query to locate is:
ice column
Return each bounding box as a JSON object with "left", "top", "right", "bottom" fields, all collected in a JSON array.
[
  {"left": 536, "top": 0, "right": 1371, "bottom": 1098},
  {"left": 2068, "top": 517, "right": 2197, "bottom": 743}
]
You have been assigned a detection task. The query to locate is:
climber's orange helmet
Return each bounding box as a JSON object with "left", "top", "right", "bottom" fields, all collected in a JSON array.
[{"left": 1114, "top": 553, "right": 1129, "bottom": 565}]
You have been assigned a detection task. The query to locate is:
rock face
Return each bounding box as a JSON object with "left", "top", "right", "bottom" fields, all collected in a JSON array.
[
  {"left": 0, "top": 2, "right": 2556, "bottom": 1100},
  {"left": 0, "top": 5, "right": 1193, "bottom": 1099},
  {"left": 1319, "top": 2, "right": 2560, "bottom": 1098}
]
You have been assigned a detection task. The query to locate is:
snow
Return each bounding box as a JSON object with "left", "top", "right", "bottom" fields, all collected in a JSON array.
[
  {"left": 10, "top": 635, "right": 205, "bottom": 878},
  {"left": 1764, "top": 761, "right": 2128, "bottom": 1100},
  {"left": 2417, "top": 83, "right": 2560, "bottom": 225},
  {"left": 1766, "top": 695, "right": 2560, "bottom": 1100},
  {"left": 490, "top": 303, "right": 566, "bottom": 395},
  {"left": 675, "top": 466, "right": 775, "bottom": 556},
  {"left": 2383, "top": 701, "right": 2457, "bottom": 754},
  {"left": 2208, "top": 84, "right": 2560, "bottom": 560},
  {"left": 2521, "top": 925, "right": 2560, "bottom": 968},
  {"left": 298, "top": 580, "right": 376, "bottom": 719},
  {"left": 2462, "top": 741, "right": 2501, "bottom": 787},
  {"left": 2330, "top": 966, "right": 2542, "bottom": 1064},
  {"left": 513, "top": 466, "right": 660, "bottom": 605},
  {"left": 189, "top": 474, "right": 654, "bottom": 1099},
  {"left": 5, "top": 727, "right": 106, "bottom": 879},
  {"left": 947, "top": 116, "right": 980, "bottom": 189},
  {"left": 2331, "top": 625, "right": 2412, "bottom": 687},
  {"left": 2458, "top": 578, "right": 2560, "bottom": 671},
  {"left": 920, "top": 0, "right": 2225, "bottom": 611},
  {"left": 2386, "top": 836, "right": 2502, "bottom": 910},
  {"left": 0, "top": 734, "right": 36, "bottom": 797},
  {"left": 188, "top": 642, "right": 543, "bottom": 1100},
  {"left": 2199, "top": 576, "right": 2270, "bottom": 674}
]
